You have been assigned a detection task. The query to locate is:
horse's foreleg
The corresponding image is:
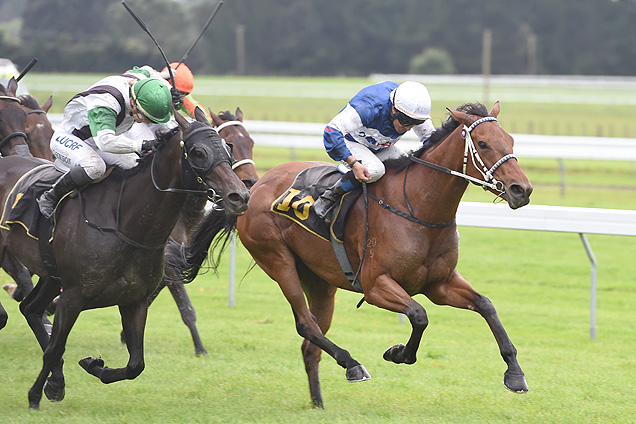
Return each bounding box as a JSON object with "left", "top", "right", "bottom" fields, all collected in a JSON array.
[
  {"left": 21, "top": 278, "right": 67, "bottom": 408},
  {"left": 166, "top": 280, "right": 207, "bottom": 356},
  {"left": 0, "top": 301, "right": 7, "bottom": 329},
  {"left": 80, "top": 302, "right": 147, "bottom": 384},
  {"left": 424, "top": 270, "right": 529, "bottom": 393},
  {"left": 364, "top": 275, "right": 428, "bottom": 365}
]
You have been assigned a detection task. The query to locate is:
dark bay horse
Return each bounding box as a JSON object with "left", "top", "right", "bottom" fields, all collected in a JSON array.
[
  {"left": 139, "top": 107, "right": 259, "bottom": 355},
  {"left": 174, "top": 102, "right": 533, "bottom": 408},
  {"left": 0, "top": 109, "right": 250, "bottom": 409}
]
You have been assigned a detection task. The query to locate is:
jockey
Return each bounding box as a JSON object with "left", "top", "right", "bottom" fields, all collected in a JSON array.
[
  {"left": 160, "top": 62, "right": 212, "bottom": 122},
  {"left": 313, "top": 80, "right": 435, "bottom": 220},
  {"left": 37, "top": 67, "right": 173, "bottom": 219}
]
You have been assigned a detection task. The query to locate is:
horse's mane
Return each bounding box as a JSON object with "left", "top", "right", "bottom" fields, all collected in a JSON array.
[
  {"left": 116, "top": 125, "right": 180, "bottom": 177},
  {"left": 18, "top": 94, "right": 40, "bottom": 110},
  {"left": 385, "top": 102, "right": 489, "bottom": 172}
]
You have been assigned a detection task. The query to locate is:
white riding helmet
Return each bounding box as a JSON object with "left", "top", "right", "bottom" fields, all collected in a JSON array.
[{"left": 391, "top": 81, "right": 432, "bottom": 120}]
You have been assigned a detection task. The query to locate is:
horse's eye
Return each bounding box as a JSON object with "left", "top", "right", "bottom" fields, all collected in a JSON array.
[
  {"left": 477, "top": 141, "right": 488, "bottom": 149},
  {"left": 190, "top": 147, "right": 209, "bottom": 167}
]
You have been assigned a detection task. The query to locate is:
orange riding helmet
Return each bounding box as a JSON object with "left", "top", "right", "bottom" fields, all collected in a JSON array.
[{"left": 162, "top": 62, "right": 194, "bottom": 95}]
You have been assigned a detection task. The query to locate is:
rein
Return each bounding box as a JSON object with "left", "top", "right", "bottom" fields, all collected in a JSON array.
[
  {"left": 214, "top": 120, "right": 256, "bottom": 171},
  {"left": 370, "top": 116, "right": 517, "bottom": 228}
]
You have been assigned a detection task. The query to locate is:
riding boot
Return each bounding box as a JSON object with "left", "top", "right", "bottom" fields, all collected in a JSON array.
[
  {"left": 37, "top": 166, "right": 92, "bottom": 219},
  {"left": 313, "top": 180, "right": 347, "bottom": 220}
]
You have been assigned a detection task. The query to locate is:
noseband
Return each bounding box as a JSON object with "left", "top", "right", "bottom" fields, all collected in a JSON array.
[{"left": 214, "top": 120, "right": 256, "bottom": 171}]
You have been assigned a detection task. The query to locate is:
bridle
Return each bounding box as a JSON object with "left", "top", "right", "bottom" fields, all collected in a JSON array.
[
  {"left": 150, "top": 124, "right": 233, "bottom": 202},
  {"left": 214, "top": 119, "right": 256, "bottom": 172},
  {"left": 0, "top": 95, "right": 29, "bottom": 154},
  {"left": 369, "top": 115, "right": 517, "bottom": 228},
  {"left": 410, "top": 116, "right": 517, "bottom": 194}
]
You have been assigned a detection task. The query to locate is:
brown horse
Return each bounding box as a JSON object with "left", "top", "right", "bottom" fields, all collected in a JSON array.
[
  {"left": 0, "top": 77, "right": 29, "bottom": 328},
  {"left": 140, "top": 107, "right": 259, "bottom": 355},
  {"left": 0, "top": 109, "right": 250, "bottom": 409},
  {"left": 0, "top": 78, "right": 29, "bottom": 158},
  {"left": 19, "top": 93, "right": 55, "bottom": 161},
  {"left": 174, "top": 102, "right": 533, "bottom": 408}
]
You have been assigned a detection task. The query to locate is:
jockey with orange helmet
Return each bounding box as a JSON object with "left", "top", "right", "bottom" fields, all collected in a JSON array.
[
  {"left": 160, "top": 62, "right": 212, "bottom": 121},
  {"left": 314, "top": 80, "right": 435, "bottom": 220}
]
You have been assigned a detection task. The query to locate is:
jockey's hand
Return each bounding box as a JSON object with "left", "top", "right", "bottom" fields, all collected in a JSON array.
[
  {"left": 171, "top": 87, "right": 183, "bottom": 109},
  {"left": 352, "top": 161, "right": 371, "bottom": 182},
  {"left": 140, "top": 139, "right": 157, "bottom": 155}
]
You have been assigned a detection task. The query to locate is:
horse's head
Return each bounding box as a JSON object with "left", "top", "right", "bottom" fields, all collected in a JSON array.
[
  {"left": 18, "top": 94, "right": 54, "bottom": 161},
  {"left": 210, "top": 107, "right": 259, "bottom": 189},
  {"left": 0, "top": 77, "right": 29, "bottom": 157},
  {"left": 175, "top": 108, "right": 250, "bottom": 216},
  {"left": 448, "top": 102, "right": 533, "bottom": 209}
]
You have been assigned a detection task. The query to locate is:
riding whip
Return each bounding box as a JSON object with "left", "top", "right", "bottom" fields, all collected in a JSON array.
[
  {"left": 177, "top": 1, "right": 224, "bottom": 69},
  {"left": 15, "top": 58, "right": 38, "bottom": 82},
  {"left": 121, "top": 1, "right": 176, "bottom": 89}
]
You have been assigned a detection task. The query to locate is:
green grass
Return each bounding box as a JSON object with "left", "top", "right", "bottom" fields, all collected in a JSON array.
[{"left": 2, "top": 73, "right": 635, "bottom": 422}]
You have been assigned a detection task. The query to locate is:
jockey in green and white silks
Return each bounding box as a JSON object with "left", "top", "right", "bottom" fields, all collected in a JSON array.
[
  {"left": 313, "top": 81, "right": 435, "bottom": 220},
  {"left": 37, "top": 67, "right": 173, "bottom": 219}
]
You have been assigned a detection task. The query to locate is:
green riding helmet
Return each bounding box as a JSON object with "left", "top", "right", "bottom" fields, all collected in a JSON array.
[{"left": 131, "top": 78, "right": 172, "bottom": 123}]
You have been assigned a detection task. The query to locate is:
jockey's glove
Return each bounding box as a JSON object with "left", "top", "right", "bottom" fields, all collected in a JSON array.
[
  {"left": 140, "top": 139, "right": 158, "bottom": 155},
  {"left": 171, "top": 87, "right": 183, "bottom": 109}
]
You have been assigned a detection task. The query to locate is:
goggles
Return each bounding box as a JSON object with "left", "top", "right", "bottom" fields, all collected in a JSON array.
[{"left": 394, "top": 110, "right": 426, "bottom": 127}]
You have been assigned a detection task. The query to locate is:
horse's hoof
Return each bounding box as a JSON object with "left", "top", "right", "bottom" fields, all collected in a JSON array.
[
  {"left": 503, "top": 371, "right": 529, "bottom": 393},
  {"left": 312, "top": 397, "right": 324, "bottom": 409},
  {"left": 79, "top": 356, "right": 104, "bottom": 374},
  {"left": 383, "top": 343, "right": 416, "bottom": 364},
  {"left": 346, "top": 364, "right": 371, "bottom": 382},
  {"left": 28, "top": 390, "right": 42, "bottom": 410},
  {"left": 3, "top": 283, "right": 17, "bottom": 298},
  {"left": 195, "top": 347, "right": 208, "bottom": 356},
  {"left": 43, "top": 380, "right": 65, "bottom": 402}
]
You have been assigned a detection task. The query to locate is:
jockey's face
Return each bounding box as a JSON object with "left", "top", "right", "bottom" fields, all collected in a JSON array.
[{"left": 130, "top": 98, "right": 151, "bottom": 124}]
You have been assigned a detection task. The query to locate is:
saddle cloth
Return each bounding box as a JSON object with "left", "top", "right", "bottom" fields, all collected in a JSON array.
[
  {"left": 0, "top": 163, "right": 64, "bottom": 239},
  {"left": 270, "top": 165, "right": 361, "bottom": 243}
]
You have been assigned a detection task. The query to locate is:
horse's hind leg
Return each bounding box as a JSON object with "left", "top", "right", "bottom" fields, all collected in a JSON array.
[
  {"left": 80, "top": 301, "right": 147, "bottom": 383},
  {"left": 424, "top": 270, "right": 528, "bottom": 393},
  {"left": 2, "top": 252, "right": 34, "bottom": 301},
  {"left": 165, "top": 280, "right": 207, "bottom": 356},
  {"left": 298, "top": 265, "right": 338, "bottom": 409}
]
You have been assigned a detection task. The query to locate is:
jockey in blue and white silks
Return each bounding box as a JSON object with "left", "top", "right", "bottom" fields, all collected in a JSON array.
[{"left": 314, "top": 80, "right": 435, "bottom": 220}]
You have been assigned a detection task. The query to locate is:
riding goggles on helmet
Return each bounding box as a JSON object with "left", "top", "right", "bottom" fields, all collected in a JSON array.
[{"left": 394, "top": 110, "right": 427, "bottom": 127}]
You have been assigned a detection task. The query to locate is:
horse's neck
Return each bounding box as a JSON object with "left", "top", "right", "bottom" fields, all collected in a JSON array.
[
  {"left": 119, "top": 138, "right": 187, "bottom": 245},
  {"left": 392, "top": 129, "right": 468, "bottom": 223}
]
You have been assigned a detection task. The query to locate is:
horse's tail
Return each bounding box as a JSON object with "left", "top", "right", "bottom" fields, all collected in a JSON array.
[{"left": 165, "top": 206, "right": 238, "bottom": 284}]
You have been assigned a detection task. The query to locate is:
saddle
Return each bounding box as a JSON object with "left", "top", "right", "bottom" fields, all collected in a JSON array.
[
  {"left": 0, "top": 162, "right": 64, "bottom": 239},
  {"left": 271, "top": 165, "right": 364, "bottom": 291}
]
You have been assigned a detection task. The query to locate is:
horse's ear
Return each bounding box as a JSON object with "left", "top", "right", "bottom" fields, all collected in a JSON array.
[
  {"left": 235, "top": 107, "right": 243, "bottom": 122},
  {"left": 174, "top": 108, "right": 190, "bottom": 131},
  {"left": 7, "top": 77, "right": 18, "bottom": 97},
  {"left": 208, "top": 107, "right": 223, "bottom": 126},
  {"left": 448, "top": 108, "right": 471, "bottom": 126},
  {"left": 42, "top": 95, "right": 53, "bottom": 112},
  {"left": 489, "top": 101, "right": 500, "bottom": 118},
  {"left": 194, "top": 106, "right": 209, "bottom": 124}
]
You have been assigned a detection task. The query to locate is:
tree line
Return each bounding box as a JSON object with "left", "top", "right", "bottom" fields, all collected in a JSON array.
[{"left": 2, "top": 0, "right": 636, "bottom": 77}]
